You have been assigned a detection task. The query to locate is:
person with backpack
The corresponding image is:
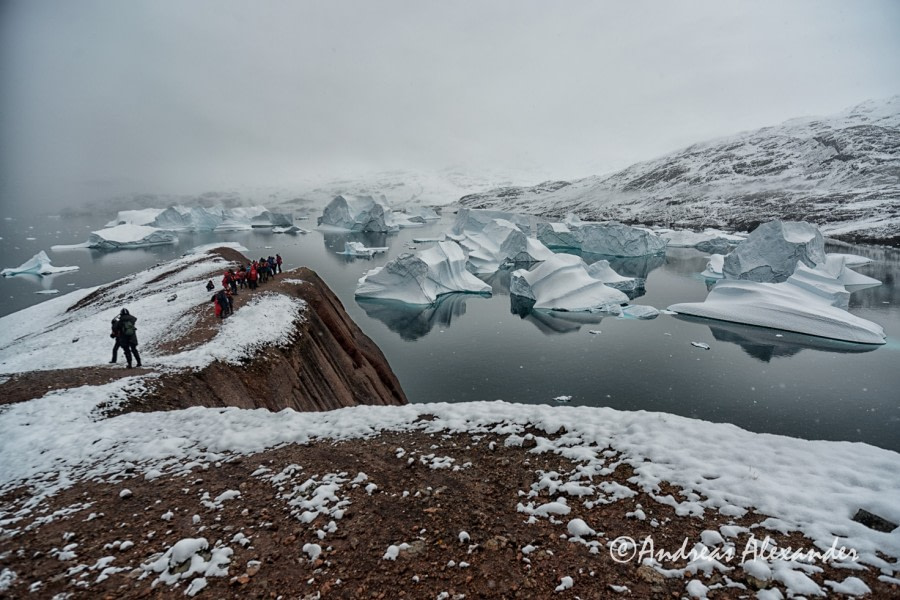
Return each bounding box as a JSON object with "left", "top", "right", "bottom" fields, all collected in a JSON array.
[
  {"left": 276, "top": 254, "right": 283, "bottom": 273},
  {"left": 109, "top": 315, "right": 122, "bottom": 363},
  {"left": 116, "top": 308, "right": 141, "bottom": 368}
]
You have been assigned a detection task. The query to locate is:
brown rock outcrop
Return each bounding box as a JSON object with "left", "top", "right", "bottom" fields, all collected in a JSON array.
[{"left": 132, "top": 266, "right": 407, "bottom": 413}]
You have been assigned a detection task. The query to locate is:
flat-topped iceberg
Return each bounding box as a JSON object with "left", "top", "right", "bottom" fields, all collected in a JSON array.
[
  {"left": 2, "top": 251, "right": 79, "bottom": 277},
  {"left": 404, "top": 206, "right": 440, "bottom": 221},
  {"left": 510, "top": 253, "right": 628, "bottom": 312},
  {"left": 723, "top": 220, "right": 826, "bottom": 283},
  {"left": 355, "top": 241, "right": 491, "bottom": 305},
  {"left": 338, "top": 242, "right": 388, "bottom": 257},
  {"left": 104, "top": 208, "right": 165, "bottom": 227},
  {"left": 53, "top": 224, "right": 178, "bottom": 251},
  {"left": 318, "top": 195, "right": 394, "bottom": 232},
  {"left": 272, "top": 225, "right": 309, "bottom": 234},
  {"left": 668, "top": 277, "right": 886, "bottom": 345},
  {"left": 456, "top": 218, "right": 554, "bottom": 274}
]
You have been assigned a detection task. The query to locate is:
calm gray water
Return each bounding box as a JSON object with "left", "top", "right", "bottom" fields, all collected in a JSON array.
[{"left": 2, "top": 213, "right": 899, "bottom": 451}]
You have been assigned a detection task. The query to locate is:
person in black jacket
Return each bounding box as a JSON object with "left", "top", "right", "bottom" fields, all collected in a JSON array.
[
  {"left": 109, "top": 315, "right": 122, "bottom": 363},
  {"left": 117, "top": 308, "right": 142, "bottom": 368}
]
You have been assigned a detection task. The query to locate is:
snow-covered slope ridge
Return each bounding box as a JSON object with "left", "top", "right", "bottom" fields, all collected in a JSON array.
[{"left": 460, "top": 97, "right": 900, "bottom": 243}]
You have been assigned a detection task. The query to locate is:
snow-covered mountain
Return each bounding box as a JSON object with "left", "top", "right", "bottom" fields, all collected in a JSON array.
[{"left": 459, "top": 97, "right": 900, "bottom": 244}]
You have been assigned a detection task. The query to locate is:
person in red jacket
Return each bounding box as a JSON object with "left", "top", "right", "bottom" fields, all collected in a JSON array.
[
  {"left": 276, "top": 254, "right": 283, "bottom": 273},
  {"left": 248, "top": 264, "right": 258, "bottom": 290}
]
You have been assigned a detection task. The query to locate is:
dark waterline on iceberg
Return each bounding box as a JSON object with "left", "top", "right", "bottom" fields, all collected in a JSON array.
[{"left": 1, "top": 213, "right": 899, "bottom": 452}]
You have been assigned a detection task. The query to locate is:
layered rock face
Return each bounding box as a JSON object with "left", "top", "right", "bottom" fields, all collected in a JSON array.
[{"left": 137, "top": 266, "right": 408, "bottom": 412}]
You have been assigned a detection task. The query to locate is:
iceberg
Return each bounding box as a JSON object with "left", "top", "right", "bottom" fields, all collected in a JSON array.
[
  {"left": 621, "top": 305, "right": 660, "bottom": 320},
  {"left": 572, "top": 221, "right": 667, "bottom": 257},
  {"left": 659, "top": 228, "right": 744, "bottom": 252},
  {"left": 456, "top": 219, "right": 555, "bottom": 274},
  {"left": 1, "top": 251, "right": 79, "bottom": 277},
  {"left": 318, "top": 195, "right": 394, "bottom": 232},
  {"left": 250, "top": 210, "right": 293, "bottom": 228},
  {"left": 272, "top": 225, "right": 309, "bottom": 234},
  {"left": 723, "top": 220, "right": 826, "bottom": 283},
  {"left": 451, "top": 208, "right": 537, "bottom": 236},
  {"left": 510, "top": 254, "right": 628, "bottom": 312},
  {"left": 585, "top": 259, "right": 644, "bottom": 293},
  {"left": 536, "top": 222, "right": 580, "bottom": 249},
  {"left": 667, "top": 277, "right": 886, "bottom": 345},
  {"left": 53, "top": 224, "right": 178, "bottom": 251},
  {"left": 826, "top": 253, "right": 872, "bottom": 268},
  {"left": 105, "top": 208, "right": 165, "bottom": 227},
  {"left": 338, "top": 242, "right": 388, "bottom": 257},
  {"left": 385, "top": 211, "right": 427, "bottom": 229},
  {"left": 404, "top": 206, "right": 440, "bottom": 221},
  {"left": 355, "top": 241, "right": 491, "bottom": 305},
  {"left": 701, "top": 254, "right": 725, "bottom": 279}
]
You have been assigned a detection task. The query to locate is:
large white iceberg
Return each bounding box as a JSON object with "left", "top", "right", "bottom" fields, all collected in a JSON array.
[
  {"left": 668, "top": 277, "right": 886, "bottom": 345},
  {"left": 53, "top": 224, "right": 178, "bottom": 250},
  {"left": 510, "top": 253, "right": 628, "bottom": 312},
  {"left": 318, "top": 195, "right": 394, "bottom": 232},
  {"left": 1, "top": 251, "right": 79, "bottom": 277},
  {"left": 355, "top": 241, "right": 491, "bottom": 305},
  {"left": 105, "top": 208, "right": 165, "bottom": 227},
  {"left": 456, "top": 219, "right": 555, "bottom": 274},
  {"left": 573, "top": 222, "right": 667, "bottom": 257},
  {"left": 723, "top": 220, "right": 826, "bottom": 283}
]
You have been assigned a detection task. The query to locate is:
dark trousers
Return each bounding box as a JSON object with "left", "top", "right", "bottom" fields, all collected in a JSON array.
[
  {"left": 111, "top": 339, "right": 120, "bottom": 362},
  {"left": 120, "top": 337, "right": 141, "bottom": 367}
]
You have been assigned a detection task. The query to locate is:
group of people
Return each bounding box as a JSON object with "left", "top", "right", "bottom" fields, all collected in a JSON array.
[
  {"left": 206, "top": 253, "right": 284, "bottom": 319},
  {"left": 107, "top": 253, "right": 286, "bottom": 368}
]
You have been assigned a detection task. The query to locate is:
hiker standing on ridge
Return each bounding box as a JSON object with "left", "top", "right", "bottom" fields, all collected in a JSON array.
[
  {"left": 116, "top": 308, "right": 142, "bottom": 369},
  {"left": 109, "top": 314, "right": 122, "bottom": 363}
]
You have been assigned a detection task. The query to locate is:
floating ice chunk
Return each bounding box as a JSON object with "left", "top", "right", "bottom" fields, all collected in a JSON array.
[
  {"left": 554, "top": 395, "right": 572, "bottom": 403},
  {"left": 2, "top": 251, "right": 79, "bottom": 277},
  {"left": 826, "top": 253, "right": 872, "bottom": 268},
  {"left": 818, "top": 255, "right": 881, "bottom": 289},
  {"left": 585, "top": 260, "right": 643, "bottom": 292},
  {"left": 356, "top": 241, "right": 491, "bottom": 305},
  {"left": 536, "top": 222, "right": 579, "bottom": 249},
  {"left": 660, "top": 229, "right": 738, "bottom": 252},
  {"left": 272, "top": 225, "right": 309, "bottom": 234},
  {"left": 35, "top": 290, "right": 59, "bottom": 295},
  {"left": 318, "top": 195, "right": 395, "bottom": 232},
  {"left": 510, "top": 254, "right": 628, "bottom": 312},
  {"left": 457, "top": 219, "right": 554, "bottom": 274},
  {"left": 250, "top": 210, "right": 293, "bottom": 228},
  {"left": 385, "top": 211, "right": 427, "bottom": 229},
  {"left": 337, "top": 242, "right": 388, "bottom": 257},
  {"left": 621, "top": 305, "right": 659, "bottom": 320},
  {"left": 670, "top": 279, "right": 886, "bottom": 345},
  {"left": 571, "top": 221, "right": 667, "bottom": 257},
  {"left": 701, "top": 254, "right": 725, "bottom": 279},
  {"left": 691, "top": 342, "right": 710, "bottom": 349},
  {"left": 723, "top": 220, "right": 826, "bottom": 283}
]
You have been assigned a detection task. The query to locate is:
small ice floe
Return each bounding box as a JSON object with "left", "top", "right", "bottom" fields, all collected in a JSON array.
[
  {"left": 35, "top": 290, "right": 59, "bottom": 295},
  {"left": 691, "top": 342, "right": 711, "bottom": 350},
  {"left": 588, "top": 330, "right": 602, "bottom": 335},
  {"left": 554, "top": 395, "right": 572, "bottom": 403}
]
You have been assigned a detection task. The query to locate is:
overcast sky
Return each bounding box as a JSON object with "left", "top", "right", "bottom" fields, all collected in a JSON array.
[{"left": 1, "top": 0, "right": 899, "bottom": 211}]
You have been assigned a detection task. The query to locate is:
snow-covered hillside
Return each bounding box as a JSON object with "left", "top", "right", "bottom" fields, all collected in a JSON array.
[{"left": 460, "top": 98, "right": 900, "bottom": 244}]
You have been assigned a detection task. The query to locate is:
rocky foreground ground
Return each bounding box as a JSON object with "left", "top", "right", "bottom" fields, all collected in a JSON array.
[{"left": 1, "top": 426, "right": 897, "bottom": 599}]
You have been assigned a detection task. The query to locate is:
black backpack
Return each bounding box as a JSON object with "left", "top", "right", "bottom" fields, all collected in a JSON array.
[{"left": 122, "top": 318, "right": 136, "bottom": 337}]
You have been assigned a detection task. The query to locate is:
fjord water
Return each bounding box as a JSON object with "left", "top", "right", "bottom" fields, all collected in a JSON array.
[{"left": 2, "top": 213, "right": 898, "bottom": 451}]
